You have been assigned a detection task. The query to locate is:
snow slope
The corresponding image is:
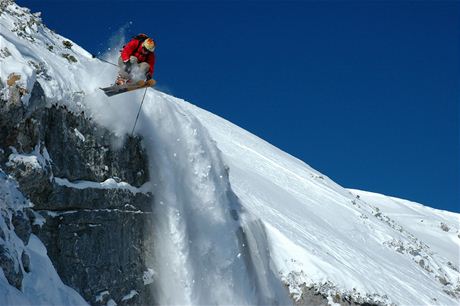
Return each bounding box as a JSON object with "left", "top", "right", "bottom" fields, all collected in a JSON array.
[
  {"left": 349, "top": 189, "right": 459, "bottom": 272},
  {"left": 1, "top": 1, "right": 459, "bottom": 305},
  {"left": 183, "top": 102, "right": 460, "bottom": 305}
]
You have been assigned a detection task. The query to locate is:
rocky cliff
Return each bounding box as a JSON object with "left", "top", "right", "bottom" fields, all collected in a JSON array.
[{"left": 0, "top": 78, "right": 155, "bottom": 305}]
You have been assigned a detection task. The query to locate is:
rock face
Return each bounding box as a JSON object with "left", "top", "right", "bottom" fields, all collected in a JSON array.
[
  {"left": 0, "top": 170, "right": 33, "bottom": 291},
  {"left": 293, "top": 285, "right": 379, "bottom": 306},
  {"left": 0, "top": 81, "right": 155, "bottom": 305}
]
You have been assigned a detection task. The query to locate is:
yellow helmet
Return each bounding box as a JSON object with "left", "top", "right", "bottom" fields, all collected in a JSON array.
[{"left": 142, "top": 38, "right": 155, "bottom": 52}]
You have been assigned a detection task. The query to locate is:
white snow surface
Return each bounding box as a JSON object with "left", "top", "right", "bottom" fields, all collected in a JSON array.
[
  {"left": 121, "top": 290, "right": 138, "bottom": 302},
  {"left": 6, "top": 146, "right": 48, "bottom": 171},
  {"left": 54, "top": 177, "right": 150, "bottom": 195},
  {"left": 348, "top": 189, "right": 460, "bottom": 271},
  {"left": 1, "top": 2, "right": 459, "bottom": 305},
  {"left": 184, "top": 102, "right": 460, "bottom": 305}
]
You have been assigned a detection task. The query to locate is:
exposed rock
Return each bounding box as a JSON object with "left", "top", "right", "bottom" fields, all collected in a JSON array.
[
  {"left": 4, "top": 73, "right": 28, "bottom": 103},
  {"left": 41, "top": 183, "right": 153, "bottom": 212},
  {"left": 11, "top": 210, "right": 31, "bottom": 245},
  {"left": 0, "top": 244, "right": 23, "bottom": 289},
  {"left": 293, "top": 284, "right": 380, "bottom": 306},
  {"left": 5, "top": 153, "right": 52, "bottom": 208},
  {"left": 1, "top": 83, "right": 149, "bottom": 189},
  {"left": 0, "top": 94, "right": 25, "bottom": 146},
  {"left": 0, "top": 172, "right": 29, "bottom": 290},
  {"left": 23, "top": 207, "right": 36, "bottom": 225},
  {"left": 293, "top": 285, "right": 330, "bottom": 306},
  {"left": 25, "top": 80, "right": 47, "bottom": 117},
  {"left": 440, "top": 222, "right": 450, "bottom": 232},
  {"left": 1, "top": 80, "right": 155, "bottom": 305},
  {"left": 21, "top": 250, "right": 30, "bottom": 273},
  {"left": 35, "top": 209, "right": 155, "bottom": 305},
  {"left": 287, "top": 278, "right": 383, "bottom": 306},
  {"left": 42, "top": 105, "right": 148, "bottom": 187}
]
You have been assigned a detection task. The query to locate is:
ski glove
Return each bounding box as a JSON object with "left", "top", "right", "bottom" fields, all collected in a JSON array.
[{"left": 129, "top": 56, "right": 138, "bottom": 64}]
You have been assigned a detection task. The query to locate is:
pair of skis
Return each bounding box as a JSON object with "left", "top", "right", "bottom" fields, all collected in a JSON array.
[
  {"left": 99, "top": 79, "right": 157, "bottom": 135},
  {"left": 100, "top": 79, "right": 156, "bottom": 97}
]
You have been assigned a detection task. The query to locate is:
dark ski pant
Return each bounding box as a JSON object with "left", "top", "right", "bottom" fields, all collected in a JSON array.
[{"left": 118, "top": 57, "right": 149, "bottom": 79}]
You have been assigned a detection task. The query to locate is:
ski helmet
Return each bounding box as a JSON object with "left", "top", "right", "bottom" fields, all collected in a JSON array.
[{"left": 142, "top": 38, "right": 155, "bottom": 52}]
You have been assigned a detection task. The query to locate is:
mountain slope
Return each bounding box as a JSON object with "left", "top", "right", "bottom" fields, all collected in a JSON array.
[
  {"left": 1, "top": 1, "right": 459, "bottom": 305},
  {"left": 349, "top": 189, "right": 459, "bottom": 271},
  {"left": 181, "top": 101, "right": 460, "bottom": 304}
]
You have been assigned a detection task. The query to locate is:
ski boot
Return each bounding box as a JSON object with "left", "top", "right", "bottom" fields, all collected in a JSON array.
[{"left": 115, "top": 74, "right": 131, "bottom": 86}]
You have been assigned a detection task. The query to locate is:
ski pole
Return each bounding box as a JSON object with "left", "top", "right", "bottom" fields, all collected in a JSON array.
[
  {"left": 92, "top": 54, "right": 118, "bottom": 67},
  {"left": 131, "top": 87, "right": 148, "bottom": 136}
]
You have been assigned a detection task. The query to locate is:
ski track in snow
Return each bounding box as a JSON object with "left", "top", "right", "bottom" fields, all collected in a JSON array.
[{"left": 1, "top": 2, "right": 460, "bottom": 305}]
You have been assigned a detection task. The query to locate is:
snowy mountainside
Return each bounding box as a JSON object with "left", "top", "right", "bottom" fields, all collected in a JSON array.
[
  {"left": 183, "top": 102, "right": 460, "bottom": 304},
  {"left": 0, "top": 0, "right": 113, "bottom": 107},
  {"left": 1, "top": 1, "right": 459, "bottom": 305},
  {"left": 349, "top": 189, "right": 459, "bottom": 271}
]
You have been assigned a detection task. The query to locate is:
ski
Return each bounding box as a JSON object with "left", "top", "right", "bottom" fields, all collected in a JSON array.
[{"left": 100, "top": 79, "right": 156, "bottom": 97}]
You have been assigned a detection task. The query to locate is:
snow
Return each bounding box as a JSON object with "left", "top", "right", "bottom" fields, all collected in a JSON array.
[
  {"left": 0, "top": 1, "right": 114, "bottom": 109},
  {"left": 0, "top": 169, "right": 27, "bottom": 211},
  {"left": 0, "top": 236, "right": 89, "bottom": 306},
  {"left": 95, "top": 290, "right": 109, "bottom": 302},
  {"left": 121, "top": 290, "right": 138, "bottom": 301},
  {"left": 73, "top": 128, "right": 86, "bottom": 142},
  {"left": 142, "top": 268, "right": 155, "bottom": 285},
  {"left": 20, "top": 235, "right": 88, "bottom": 305},
  {"left": 54, "top": 177, "right": 150, "bottom": 194},
  {"left": 89, "top": 78, "right": 459, "bottom": 304},
  {"left": 6, "top": 146, "right": 48, "bottom": 171},
  {"left": 30, "top": 210, "right": 45, "bottom": 227},
  {"left": 106, "top": 299, "right": 117, "bottom": 306},
  {"left": 1, "top": 1, "right": 459, "bottom": 305},
  {"left": 183, "top": 101, "right": 460, "bottom": 304},
  {"left": 112, "top": 90, "right": 290, "bottom": 305},
  {"left": 348, "top": 189, "right": 460, "bottom": 271}
]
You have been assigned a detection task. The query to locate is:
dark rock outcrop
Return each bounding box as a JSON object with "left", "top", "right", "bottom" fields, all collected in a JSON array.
[
  {"left": 292, "top": 283, "right": 381, "bottom": 306},
  {"left": 21, "top": 250, "right": 30, "bottom": 273},
  {"left": 36, "top": 209, "right": 155, "bottom": 305},
  {"left": 42, "top": 107, "right": 149, "bottom": 187},
  {"left": 0, "top": 244, "right": 23, "bottom": 290},
  {"left": 44, "top": 184, "right": 152, "bottom": 212},
  {"left": 0, "top": 81, "right": 156, "bottom": 305},
  {"left": 11, "top": 210, "right": 31, "bottom": 245},
  {"left": 0, "top": 171, "right": 31, "bottom": 290}
]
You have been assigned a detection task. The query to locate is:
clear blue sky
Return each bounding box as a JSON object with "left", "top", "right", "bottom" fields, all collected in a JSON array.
[{"left": 19, "top": 0, "right": 459, "bottom": 213}]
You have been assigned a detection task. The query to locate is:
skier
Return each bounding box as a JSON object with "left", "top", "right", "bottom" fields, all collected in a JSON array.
[{"left": 116, "top": 34, "right": 156, "bottom": 85}]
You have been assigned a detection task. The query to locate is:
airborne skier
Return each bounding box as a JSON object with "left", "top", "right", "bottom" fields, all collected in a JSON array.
[
  {"left": 100, "top": 34, "right": 157, "bottom": 97},
  {"left": 116, "top": 34, "right": 156, "bottom": 85}
]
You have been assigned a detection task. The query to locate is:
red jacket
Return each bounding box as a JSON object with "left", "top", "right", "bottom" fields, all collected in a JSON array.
[{"left": 121, "top": 39, "right": 155, "bottom": 77}]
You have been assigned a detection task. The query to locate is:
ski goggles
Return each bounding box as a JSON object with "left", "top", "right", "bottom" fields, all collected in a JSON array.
[{"left": 143, "top": 46, "right": 155, "bottom": 52}]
